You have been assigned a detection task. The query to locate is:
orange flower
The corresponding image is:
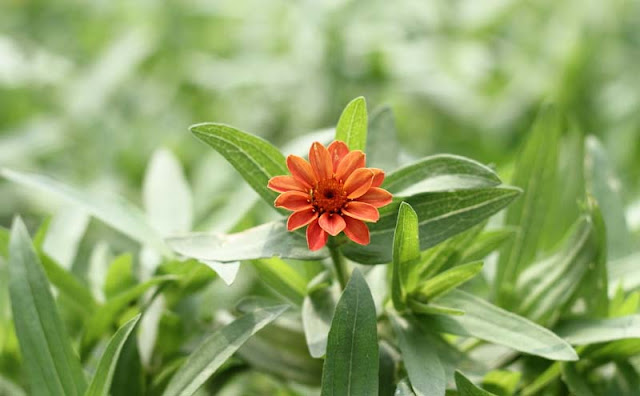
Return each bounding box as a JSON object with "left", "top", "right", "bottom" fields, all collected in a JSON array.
[{"left": 268, "top": 141, "right": 393, "bottom": 251}]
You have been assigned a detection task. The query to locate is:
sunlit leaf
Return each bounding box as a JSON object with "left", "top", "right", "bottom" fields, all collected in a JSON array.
[
  {"left": 335, "top": 96, "right": 367, "bottom": 152},
  {"left": 555, "top": 315, "right": 640, "bottom": 345},
  {"left": 392, "top": 202, "right": 420, "bottom": 310},
  {"left": 252, "top": 257, "right": 307, "bottom": 305},
  {"left": 414, "top": 261, "right": 483, "bottom": 301}
]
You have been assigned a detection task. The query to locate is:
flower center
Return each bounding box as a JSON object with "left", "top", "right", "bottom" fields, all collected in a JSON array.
[{"left": 312, "top": 178, "right": 348, "bottom": 214}]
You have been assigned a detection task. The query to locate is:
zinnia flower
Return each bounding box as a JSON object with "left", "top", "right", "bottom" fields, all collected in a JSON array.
[{"left": 268, "top": 141, "right": 392, "bottom": 251}]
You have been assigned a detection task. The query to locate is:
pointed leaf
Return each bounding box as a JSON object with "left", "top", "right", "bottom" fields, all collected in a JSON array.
[
  {"left": 555, "top": 315, "right": 640, "bottom": 345},
  {"left": 335, "top": 96, "right": 367, "bottom": 152},
  {"left": 392, "top": 202, "right": 420, "bottom": 310},
  {"left": 455, "top": 371, "right": 497, "bottom": 396},
  {"left": 415, "top": 261, "right": 483, "bottom": 301},
  {"left": 85, "top": 314, "right": 141, "bottom": 396},
  {"left": 8, "top": 217, "right": 87, "bottom": 396},
  {"left": 321, "top": 270, "right": 379, "bottom": 395},
  {"left": 461, "top": 228, "right": 515, "bottom": 262},
  {"left": 162, "top": 305, "right": 288, "bottom": 396}
]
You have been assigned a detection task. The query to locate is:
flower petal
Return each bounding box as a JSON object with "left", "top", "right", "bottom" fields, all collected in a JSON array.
[
  {"left": 275, "top": 191, "right": 313, "bottom": 211},
  {"left": 268, "top": 175, "right": 308, "bottom": 193},
  {"left": 328, "top": 141, "right": 350, "bottom": 171},
  {"left": 309, "top": 141, "right": 333, "bottom": 181},
  {"left": 358, "top": 187, "right": 393, "bottom": 208},
  {"left": 287, "top": 208, "right": 317, "bottom": 231},
  {"left": 335, "top": 150, "right": 366, "bottom": 181},
  {"left": 307, "top": 219, "right": 329, "bottom": 251},
  {"left": 342, "top": 201, "right": 380, "bottom": 222},
  {"left": 343, "top": 216, "right": 370, "bottom": 245},
  {"left": 287, "top": 155, "right": 317, "bottom": 188},
  {"left": 343, "top": 168, "right": 374, "bottom": 199},
  {"left": 318, "top": 213, "right": 346, "bottom": 236},
  {"left": 370, "top": 168, "right": 385, "bottom": 187}
]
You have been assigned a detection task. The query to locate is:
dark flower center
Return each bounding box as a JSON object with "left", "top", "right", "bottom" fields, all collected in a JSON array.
[{"left": 312, "top": 178, "right": 348, "bottom": 214}]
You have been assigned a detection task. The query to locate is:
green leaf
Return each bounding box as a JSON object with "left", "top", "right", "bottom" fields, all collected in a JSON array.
[
  {"left": 302, "top": 273, "right": 340, "bottom": 358},
  {"left": 430, "top": 290, "right": 578, "bottom": 361},
  {"left": 335, "top": 96, "right": 368, "bottom": 152},
  {"left": 1, "top": 168, "right": 169, "bottom": 255},
  {"left": 496, "top": 106, "right": 561, "bottom": 306},
  {"left": 104, "top": 254, "right": 136, "bottom": 299},
  {"left": 390, "top": 315, "right": 445, "bottom": 396},
  {"left": 555, "top": 315, "right": 640, "bottom": 345},
  {"left": 407, "top": 299, "right": 465, "bottom": 316},
  {"left": 414, "top": 261, "right": 483, "bottom": 301},
  {"left": 396, "top": 379, "right": 417, "bottom": 396},
  {"left": 0, "top": 226, "right": 8, "bottom": 258},
  {"left": 162, "top": 305, "right": 288, "bottom": 396},
  {"left": 383, "top": 155, "right": 501, "bottom": 196},
  {"left": 8, "top": 217, "right": 87, "bottom": 396},
  {"left": 482, "top": 370, "right": 521, "bottom": 396},
  {"left": 455, "top": 371, "right": 497, "bottom": 396},
  {"left": 367, "top": 106, "right": 400, "bottom": 171},
  {"left": 167, "top": 221, "right": 328, "bottom": 262},
  {"left": 392, "top": 202, "right": 420, "bottom": 310},
  {"left": 39, "top": 253, "right": 97, "bottom": 316},
  {"left": 343, "top": 187, "right": 521, "bottom": 264},
  {"left": 561, "top": 363, "right": 596, "bottom": 396},
  {"left": 189, "top": 123, "right": 288, "bottom": 212},
  {"left": 0, "top": 374, "right": 26, "bottom": 396},
  {"left": 609, "top": 252, "right": 640, "bottom": 294},
  {"left": 584, "top": 135, "right": 633, "bottom": 259},
  {"left": 461, "top": 228, "right": 515, "bottom": 262},
  {"left": 85, "top": 314, "right": 141, "bottom": 396},
  {"left": 252, "top": 258, "right": 307, "bottom": 305},
  {"left": 321, "top": 270, "right": 379, "bottom": 396}
]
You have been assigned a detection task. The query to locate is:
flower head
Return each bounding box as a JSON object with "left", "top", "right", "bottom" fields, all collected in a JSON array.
[{"left": 268, "top": 141, "right": 392, "bottom": 251}]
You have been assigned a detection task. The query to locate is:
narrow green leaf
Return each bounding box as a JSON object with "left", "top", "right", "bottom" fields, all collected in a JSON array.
[
  {"left": 0, "top": 226, "right": 8, "bottom": 258},
  {"left": 162, "top": 305, "right": 288, "bottom": 396},
  {"left": 321, "top": 270, "right": 379, "bottom": 396},
  {"left": 461, "top": 228, "right": 515, "bottom": 262},
  {"left": 392, "top": 202, "right": 420, "bottom": 310},
  {"left": 561, "top": 363, "right": 596, "bottom": 396},
  {"left": 496, "top": 106, "right": 561, "bottom": 306},
  {"left": 455, "top": 371, "right": 497, "bottom": 396},
  {"left": 252, "top": 258, "right": 307, "bottom": 305},
  {"left": 190, "top": 123, "right": 288, "bottom": 212},
  {"left": 1, "top": 169, "right": 169, "bottom": 255},
  {"left": 415, "top": 261, "right": 483, "bottom": 301},
  {"left": 378, "top": 340, "right": 399, "bottom": 396},
  {"left": 555, "top": 315, "right": 640, "bottom": 345},
  {"left": 39, "top": 253, "right": 97, "bottom": 315},
  {"left": 390, "top": 315, "right": 446, "bottom": 396},
  {"left": 302, "top": 273, "right": 340, "bottom": 358},
  {"left": 85, "top": 314, "right": 141, "bottom": 396},
  {"left": 407, "top": 299, "right": 465, "bottom": 316},
  {"left": 383, "top": 154, "right": 501, "bottom": 195},
  {"left": 109, "top": 332, "right": 144, "bottom": 396},
  {"left": 8, "top": 217, "right": 87, "bottom": 396},
  {"left": 430, "top": 290, "right": 578, "bottom": 361},
  {"left": 343, "top": 187, "right": 521, "bottom": 264},
  {"left": 520, "top": 362, "right": 561, "bottom": 396},
  {"left": 335, "top": 96, "right": 367, "bottom": 152},
  {"left": 167, "top": 221, "right": 328, "bottom": 262},
  {"left": 367, "top": 106, "right": 399, "bottom": 171}
]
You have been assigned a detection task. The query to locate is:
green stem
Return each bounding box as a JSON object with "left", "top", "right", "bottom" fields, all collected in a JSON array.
[{"left": 329, "top": 244, "right": 349, "bottom": 290}]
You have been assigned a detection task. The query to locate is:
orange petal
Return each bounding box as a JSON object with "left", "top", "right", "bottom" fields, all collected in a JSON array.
[
  {"left": 358, "top": 187, "right": 392, "bottom": 208},
  {"left": 342, "top": 201, "right": 380, "bottom": 222},
  {"left": 287, "top": 208, "right": 317, "bottom": 231},
  {"left": 268, "top": 175, "right": 308, "bottom": 193},
  {"left": 328, "top": 141, "right": 349, "bottom": 171},
  {"left": 343, "top": 216, "right": 370, "bottom": 245},
  {"left": 309, "top": 142, "right": 333, "bottom": 181},
  {"left": 275, "top": 191, "right": 313, "bottom": 211},
  {"left": 318, "top": 213, "right": 346, "bottom": 236},
  {"left": 287, "top": 155, "right": 316, "bottom": 189},
  {"left": 336, "top": 150, "right": 366, "bottom": 181},
  {"left": 307, "top": 218, "right": 329, "bottom": 251},
  {"left": 370, "top": 168, "right": 385, "bottom": 187},
  {"left": 344, "top": 168, "right": 374, "bottom": 199}
]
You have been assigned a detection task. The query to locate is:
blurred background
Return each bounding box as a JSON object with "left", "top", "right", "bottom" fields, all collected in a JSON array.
[{"left": 1, "top": 0, "right": 639, "bottom": 229}]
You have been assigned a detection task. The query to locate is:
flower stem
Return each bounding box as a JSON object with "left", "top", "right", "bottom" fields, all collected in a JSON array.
[{"left": 328, "top": 244, "right": 349, "bottom": 290}]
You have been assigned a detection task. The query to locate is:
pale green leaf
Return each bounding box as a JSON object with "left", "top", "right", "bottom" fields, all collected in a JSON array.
[
  {"left": 162, "top": 305, "right": 288, "bottom": 396},
  {"left": 302, "top": 273, "right": 340, "bottom": 358},
  {"left": 455, "top": 371, "right": 497, "bottom": 396},
  {"left": 8, "top": 217, "right": 87, "bottom": 396},
  {"left": 367, "top": 106, "right": 400, "bottom": 171},
  {"left": 335, "top": 96, "right": 367, "bottom": 152},
  {"left": 407, "top": 299, "right": 465, "bottom": 316},
  {"left": 609, "top": 252, "right": 640, "bottom": 294},
  {"left": 555, "top": 315, "right": 640, "bottom": 345},
  {"left": 415, "top": 261, "right": 483, "bottom": 301},
  {"left": 461, "top": 228, "right": 515, "bottom": 262},
  {"left": 85, "top": 314, "right": 141, "bottom": 396},
  {"left": 392, "top": 202, "right": 420, "bottom": 310},
  {"left": 321, "top": 270, "right": 379, "bottom": 396},
  {"left": 252, "top": 257, "right": 307, "bottom": 305},
  {"left": 39, "top": 253, "right": 97, "bottom": 316}
]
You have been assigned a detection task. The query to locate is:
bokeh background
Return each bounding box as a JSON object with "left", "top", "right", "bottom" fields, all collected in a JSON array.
[{"left": 2, "top": 0, "right": 639, "bottom": 232}]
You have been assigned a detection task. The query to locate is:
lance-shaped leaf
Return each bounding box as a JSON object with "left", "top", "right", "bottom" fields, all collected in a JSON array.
[
  {"left": 167, "top": 221, "right": 328, "bottom": 262},
  {"left": 383, "top": 154, "right": 501, "bottom": 196},
  {"left": 321, "top": 270, "right": 379, "bottom": 395},
  {"left": 335, "top": 96, "right": 367, "bottom": 152},
  {"left": 8, "top": 217, "right": 87, "bottom": 396},
  {"left": 190, "top": 123, "right": 288, "bottom": 213},
  {"left": 390, "top": 315, "right": 446, "bottom": 396},
  {"left": 343, "top": 187, "right": 521, "bottom": 264},
  {"left": 496, "top": 106, "right": 561, "bottom": 306},
  {"left": 555, "top": 315, "right": 640, "bottom": 345},
  {"left": 461, "top": 228, "right": 515, "bottom": 262},
  {"left": 1, "top": 169, "right": 169, "bottom": 255},
  {"left": 455, "top": 371, "right": 497, "bottom": 396},
  {"left": 429, "top": 290, "right": 578, "bottom": 361},
  {"left": 162, "top": 305, "right": 288, "bottom": 396},
  {"left": 85, "top": 314, "right": 141, "bottom": 396},
  {"left": 391, "top": 202, "right": 420, "bottom": 310},
  {"left": 413, "top": 261, "right": 483, "bottom": 301}
]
